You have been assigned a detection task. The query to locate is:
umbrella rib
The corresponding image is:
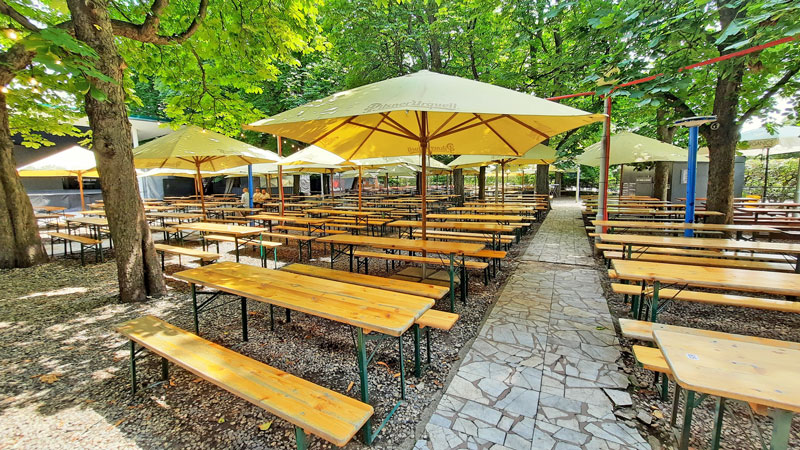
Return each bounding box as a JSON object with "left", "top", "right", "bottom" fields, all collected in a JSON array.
[
  {"left": 379, "top": 113, "right": 420, "bottom": 139},
  {"left": 310, "top": 116, "right": 358, "bottom": 145},
  {"left": 474, "top": 113, "right": 519, "bottom": 154},
  {"left": 429, "top": 112, "right": 459, "bottom": 137},
  {"left": 346, "top": 115, "right": 389, "bottom": 160},
  {"left": 349, "top": 121, "right": 417, "bottom": 140},
  {"left": 429, "top": 115, "right": 497, "bottom": 140},
  {"left": 503, "top": 115, "right": 550, "bottom": 139}
]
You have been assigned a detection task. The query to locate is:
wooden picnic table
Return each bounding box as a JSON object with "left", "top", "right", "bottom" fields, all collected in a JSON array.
[
  {"left": 386, "top": 220, "right": 516, "bottom": 247},
  {"left": 426, "top": 213, "right": 525, "bottom": 223},
  {"left": 65, "top": 217, "right": 109, "bottom": 246},
  {"left": 654, "top": 329, "right": 800, "bottom": 450},
  {"left": 173, "top": 261, "right": 433, "bottom": 443},
  {"left": 612, "top": 259, "right": 800, "bottom": 321},
  {"left": 247, "top": 214, "right": 329, "bottom": 233},
  {"left": 599, "top": 233, "right": 800, "bottom": 270},
  {"left": 208, "top": 207, "right": 263, "bottom": 218},
  {"left": 175, "top": 222, "right": 263, "bottom": 262},
  {"left": 305, "top": 208, "right": 377, "bottom": 225},
  {"left": 36, "top": 205, "right": 67, "bottom": 212},
  {"left": 316, "top": 234, "right": 483, "bottom": 307},
  {"left": 447, "top": 206, "right": 539, "bottom": 213},
  {"left": 592, "top": 220, "right": 778, "bottom": 240}
]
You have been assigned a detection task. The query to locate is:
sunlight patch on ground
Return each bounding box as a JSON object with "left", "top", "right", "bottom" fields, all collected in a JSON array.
[{"left": 19, "top": 287, "right": 89, "bottom": 300}]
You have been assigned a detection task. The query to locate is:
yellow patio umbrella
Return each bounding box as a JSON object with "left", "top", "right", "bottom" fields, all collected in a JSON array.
[
  {"left": 133, "top": 125, "right": 280, "bottom": 215},
  {"left": 278, "top": 145, "right": 356, "bottom": 204},
  {"left": 450, "top": 144, "right": 557, "bottom": 201},
  {"left": 245, "top": 70, "right": 603, "bottom": 237},
  {"left": 17, "top": 145, "right": 99, "bottom": 209}
]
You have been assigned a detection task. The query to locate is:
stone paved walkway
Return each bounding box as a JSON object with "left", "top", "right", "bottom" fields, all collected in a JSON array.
[{"left": 415, "top": 199, "right": 650, "bottom": 450}]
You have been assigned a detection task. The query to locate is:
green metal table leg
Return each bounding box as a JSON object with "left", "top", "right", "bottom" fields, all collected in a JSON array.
[
  {"left": 660, "top": 374, "right": 669, "bottom": 401},
  {"left": 413, "top": 324, "right": 421, "bottom": 377},
  {"left": 234, "top": 236, "right": 240, "bottom": 262},
  {"left": 679, "top": 390, "right": 696, "bottom": 450},
  {"left": 269, "top": 304, "right": 275, "bottom": 331},
  {"left": 273, "top": 247, "right": 277, "bottom": 268},
  {"left": 769, "top": 410, "right": 793, "bottom": 450},
  {"left": 161, "top": 357, "right": 169, "bottom": 381},
  {"left": 130, "top": 341, "right": 137, "bottom": 395},
  {"left": 671, "top": 384, "right": 682, "bottom": 428},
  {"left": 398, "top": 335, "right": 405, "bottom": 400},
  {"left": 710, "top": 397, "right": 726, "bottom": 450},
  {"left": 449, "top": 254, "right": 455, "bottom": 312},
  {"left": 355, "top": 328, "right": 373, "bottom": 444},
  {"left": 191, "top": 284, "right": 200, "bottom": 334},
  {"left": 286, "top": 308, "right": 291, "bottom": 323},
  {"left": 294, "top": 426, "right": 308, "bottom": 450},
  {"left": 650, "top": 280, "right": 660, "bottom": 323},
  {"left": 240, "top": 297, "right": 248, "bottom": 342},
  {"left": 426, "top": 328, "right": 432, "bottom": 364}
]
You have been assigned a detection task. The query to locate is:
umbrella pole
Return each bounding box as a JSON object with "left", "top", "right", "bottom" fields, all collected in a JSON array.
[
  {"left": 277, "top": 136, "right": 285, "bottom": 215},
  {"left": 358, "top": 165, "right": 363, "bottom": 211},
  {"left": 619, "top": 165, "right": 624, "bottom": 201},
  {"left": 195, "top": 161, "right": 207, "bottom": 218},
  {"left": 78, "top": 172, "right": 85, "bottom": 210},
  {"left": 266, "top": 174, "right": 271, "bottom": 199},
  {"left": 494, "top": 164, "right": 499, "bottom": 203},
  {"left": 501, "top": 162, "right": 505, "bottom": 204},
  {"left": 762, "top": 147, "right": 771, "bottom": 201},
  {"left": 329, "top": 169, "right": 335, "bottom": 200}
]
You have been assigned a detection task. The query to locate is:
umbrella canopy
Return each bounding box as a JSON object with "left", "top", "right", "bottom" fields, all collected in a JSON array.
[
  {"left": 18, "top": 145, "right": 98, "bottom": 177},
  {"left": 136, "top": 168, "right": 214, "bottom": 178},
  {"left": 279, "top": 145, "right": 351, "bottom": 166},
  {"left": 133, "top": 125, "right": 280, "bottom": 171},
  {"left": 575, "top": 132, "right": 707, "bottom": 166},
  {"left": 738, "top": 126, "right": 800, "bottom": 156},
  {"left": 215, "top": 163, "right": 280, "bottom": 176},
  {"left": 245, "top": 70, "right": 604, "bottom": 159},
  {"left": 132, "top": 125, "right": 280, "bottom": 214},
  {"left": 245, "top": 70, "right": 602, "bottom": 233},
  {"left": 449, "top": 143, "right": 557, "bottom": 169},
  {"left": 18, "top": 145, "right": 99, "bottom": 209}
]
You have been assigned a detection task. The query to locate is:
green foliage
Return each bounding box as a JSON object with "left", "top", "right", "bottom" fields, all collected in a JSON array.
[{"left": 743, "top": 155, "right": 799, "bottom": 201}]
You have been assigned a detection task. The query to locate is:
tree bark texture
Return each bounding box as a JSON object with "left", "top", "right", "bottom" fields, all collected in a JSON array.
[
  {"left": 478, "top": 166, "right": 486, "bottom": 200},
  {"left": 453, "top": 168, "right": 464, "bottom": 206},
  {"left": 0, "top": 93, "right": 48, "bottom": 268},
  {"left": 0, "top": 44, "right": 47, "bottom": 268},
  {"left": 292, "top": 174, "right": 301, "bottom": 196},
  {"left": 653, "top": 162, "right": 671, "bottom": 201},
  {"left": 67, "top": 0, "right": 165, "bottom": 302},
  {"left": 535, "top": 164, "right": 549, "bottom": 195}
]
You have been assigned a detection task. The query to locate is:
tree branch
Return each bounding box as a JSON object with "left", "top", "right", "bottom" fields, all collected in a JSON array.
[
  {"left": 738, "top": 64, "right": 800, "bottom": 125},
  {"left": 0, "top": 0, "right": 41, "bottom": 32},
  {"left": 662, "top": 92, "right": 697, "bottom": 118},
  {"left": 0, "top": 42, "right": 35, "bottom": 85},
  {"left": 110, "top": 0, "right": 208, "bottom": 45}
]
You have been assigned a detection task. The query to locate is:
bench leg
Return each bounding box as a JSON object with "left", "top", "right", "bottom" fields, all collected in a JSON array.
[
  {"left": 269, "top": 304, "right": 275, "bottom": 331},
  {"left": 426, "top": 328, "right": 432, "bottom": 364},
  {"left": 398, "top": 335, "right": 405, "bottom": 400},
  {"left": 161, "top": 357, "right": 169, "bottom": 381},
  {"left": 240, "top": 297, "right": 249, "bottom": 342},
  {"left": 285, "top": 308, "right": 291, "bottom": 323},
  {"left": 770, "top": 410, "right": 794, "bottom": 450},
  {"left": 160, "top": 252, "right": 165, "bottom": 271},
  {"left": 679, "top": 390, "right": 696, "bottom": 450},
  {"left": 80, "top": 244, "right": 85, "bottom": 266},
  {"left": 294, "top": 426, "right": 309, "bottom": 450},
  {"left": 670, "top": 384, "right": 682, "bottom": 428},
  {"left": 129, "top": 341, "right": 137, "bottom": 396},
  {"left": 413, "top": 324, "right": 421, "bottom": 377},
  {"left": 710, "top": 397, "right": 725, "bottom": 450},
  {"left": 191, "top": 284, "right": 200, "bottom": 335},
  {"left": 355, "top": 328, "right": 373, "bottom": 444}
]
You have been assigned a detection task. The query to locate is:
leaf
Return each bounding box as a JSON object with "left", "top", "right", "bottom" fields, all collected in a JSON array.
[
  {"left": 346, "top": 381, "right": 354, "bottom": 392},
  {"left": 217, "top": 417, "right": 225, "bottom": 424},
  {"left": 93, "top": 24, "right": 102, "bottom": 30},
  {"left": 653, "top": 410, "right": 664, "bottom": 419},
  {"left": 715, "top": 20, "right": 744, "bottom": 44},
  {"left": 595, "top": 326, "right": 607, "bottom": 330},
  {"left": 258, "top": 421, "right": 272, "bottom": 431},
  {"left": 39, "top": 373, "right": 60, "bottom": 383},
  {"left": 90, "top": 85, "right": 107, "bottom": 102}
]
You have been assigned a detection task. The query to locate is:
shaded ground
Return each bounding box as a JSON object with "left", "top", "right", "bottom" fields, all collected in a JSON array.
[{"left": 0, "top": 219, "right": 540, "bottom": 449}]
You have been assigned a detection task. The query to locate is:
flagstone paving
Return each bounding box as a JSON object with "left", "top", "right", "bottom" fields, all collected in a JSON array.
[{"left": 415, "top": 199, "right": 650, "bottom": 450}]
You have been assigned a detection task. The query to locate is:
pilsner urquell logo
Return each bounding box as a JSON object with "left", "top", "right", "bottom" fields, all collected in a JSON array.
[
  {"left": 363, "top": 101, "right": 457, "bottom": 113},
  {"left": 407, "top": 143, "right": 456, "bottom": 152}
]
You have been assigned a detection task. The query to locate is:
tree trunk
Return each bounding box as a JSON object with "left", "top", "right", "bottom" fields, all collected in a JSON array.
[
  {"left": 453, "top": 168, "right": 464, "bottom": 206},
  {"left": 67, "top": 0, "right": 165, "bottom": 302},
  {"left": 653, "top": 162, "right": 671, "bottom": 201},
  {"left": 536, "top": 164, "right": 549, "bottom": 194},
  {"left": 553, "top": 172, "right": 562, "bottom": 197},
  {"left": 292, "top": 174, "right": 301, "bottom": 196},
  {"left": 0, "top": 94, "right": 48, "bottom": 268},
  {"left": 478, "top": 166, "right": 486, "bottom": 200}
]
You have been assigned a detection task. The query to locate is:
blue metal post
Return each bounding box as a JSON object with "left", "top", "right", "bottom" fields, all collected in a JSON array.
[
  {"left": 684, "top": 126, "right": 698, "bottom": 237},
  {"left": 247, "top": 164, "right": 254, "bottom": 208}
]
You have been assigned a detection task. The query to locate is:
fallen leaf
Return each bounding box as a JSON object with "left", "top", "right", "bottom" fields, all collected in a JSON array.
[
  {"left": 393, "top": 373, "right": 400, "bottom": 378},
  {"left": 376, "top": 361, "right": 390, "bottom": 369},
  {"left": 258, "top": 421, "right": 272, "bottom": 431},
  {"left": 39, "top": 373, "right": 60, "bottom": 384},
  {"left": 346, "top": 381, "right": 354, "bottom": 393},
  {"left": 653, "top": 410, "right": 664, "bottom": 419},
  {"left": 218, "top": 417, "right": 225, "bottom": 424},
  {"left": 595, "top": 326, "right": 607, "bottom": 330},
  {"left": 192, "top": 378, "right": 203, "bottom": 383},
  {"left": 113, "top": 418, "right": 126, "bottom": 427},
  {"left": 248, "top": 311, "right": 259, "bottom": 316}
]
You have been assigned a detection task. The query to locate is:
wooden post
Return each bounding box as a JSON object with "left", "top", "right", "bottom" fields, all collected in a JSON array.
[
  {"left": 277, "top": 137, "right": 284, "bottom": 215},
  {"left": 78, "top": 172, "right": 85, "bottom": 210},
  {"left": 194, "top": 160, "right": 206, "bottom": 217}
]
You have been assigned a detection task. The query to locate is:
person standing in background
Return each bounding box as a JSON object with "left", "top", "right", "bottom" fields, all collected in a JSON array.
[{"left": 240, "top": 188, "right": 250, "bottom": 207}]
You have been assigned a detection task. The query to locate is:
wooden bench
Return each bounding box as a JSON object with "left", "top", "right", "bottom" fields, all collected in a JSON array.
[
  {"left": 632, "top": 345, "right": 671, "bottom": 375},
  {"left": 48, "top": 232, "right": 102, "bottom": 266},
  {"left": 353, "top": 250, "right": 488, "bottom": 272},
  {"left": 149, "top": 225, "right": 180, "bottom": 244},
  {"left": 603, "top": 251, "right": 796, "bottom": 272},
  {"left": 607, "top": 245, "right": 792, "bottom": 263},
  {"left": 205, "top": 217, "right": 251, "bottom": 225},
  {"left": 261, "top": 231, "right": 317, "bottom": 261},
  {"left": 116, "top": 316, "right": 372, "bottom": 449},
  {"left": 154, "top": 244, "right": 219, "bottom": 270},
  {"left": 611, "top": 283, "right": 643, "bottom": 296},
  {"left": 411, "top": 230, "right": 514, "bottom": 247},
  {"left": 644, "top": 288, "right": 800, "bottom": 314}
]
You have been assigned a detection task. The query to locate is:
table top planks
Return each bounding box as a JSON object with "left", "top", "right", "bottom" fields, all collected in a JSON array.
[
  {"left": 175, "top": 222, "right": 263, "bottom": 237},
  {"left": 426, "top": 213, "right": 525, "bottom": 222},
  {"left": 386, "top": 220, "right": 515, "bottom": 233},
  {"left": 612, "top": 259, "right": 800, "bottom": 297},
  {"left": 598, "top": 233, "right": 800, "bottom": 254},
  {"left": 592, "top": 220, "right": 779, "bottom": 233},
  {"left": 173, "top": 262, "right": 433, "bottom": 336},
  {"left": 316, "top": 234, "right": 484, "bottom": 255},
  {"left": 654, "top": 329, "right": 800, "bottom": 413}
]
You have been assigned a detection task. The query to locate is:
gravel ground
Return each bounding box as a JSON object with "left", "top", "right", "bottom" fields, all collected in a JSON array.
[
  {"left": 0, "top": 219, "right": 542, "bottom": 450},
  {"left": 594, "top": 244, "right": 800, "bottom": 450}
]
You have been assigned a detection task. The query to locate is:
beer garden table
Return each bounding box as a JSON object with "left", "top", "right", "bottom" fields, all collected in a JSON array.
[
  {"left": 592, "top": 220, "right": 779, "bottom": 240},
  {"left": 175, "top": 222, "right": 264, "bottom": 262},
  {"left": 172, "top": 261, "right": 433, "bottom": 444}
]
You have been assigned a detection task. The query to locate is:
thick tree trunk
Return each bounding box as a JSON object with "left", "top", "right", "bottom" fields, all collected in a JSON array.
[
  {"left": 653, "top": 162, "right": 671, "bottom": 201},
  {"left": 535, "top": 164, "right": 549, "bottom": 195},
  {"left": 67, "top": 0, "right": 165, "bottom": 302},
  {"left": 0, "top": 95, "right": 48, "bottom": 268},
  {"left": 553, "top": 172, "right": 562, "bottom": 197},
  {"left": 478, "top": 166, "right": 486, "bottom": 200},
  {"left": 292, "top": 174, "right": 301, "bottom": 196},
  {"left": 453, "top": 168, "right": 464, "bottom": 206}
]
